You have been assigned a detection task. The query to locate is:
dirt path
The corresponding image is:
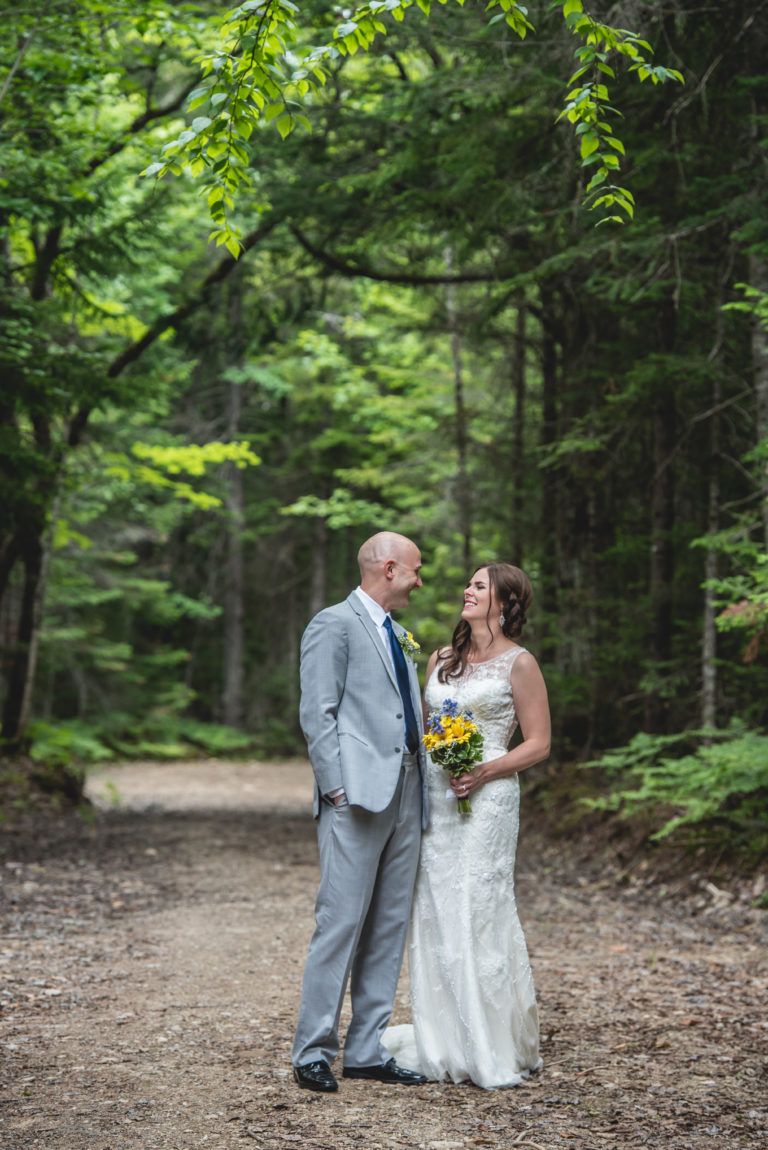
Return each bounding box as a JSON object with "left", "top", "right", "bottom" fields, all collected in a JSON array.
[{"left": 1, "top": 760, "right": 766, "bottom": 1150}]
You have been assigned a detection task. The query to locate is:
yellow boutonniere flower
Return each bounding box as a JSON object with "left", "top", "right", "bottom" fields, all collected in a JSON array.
[{"left": 396, "top": 630, "right": 421, "bottom": 659}]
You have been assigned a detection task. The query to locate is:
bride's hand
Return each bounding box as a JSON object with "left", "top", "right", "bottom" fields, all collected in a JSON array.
[
  {"left": 451, "top": 769, "right": 480, "bottom": 799},
  {"left": 451, "top": 759, "right": 497, "bottom": 798}
]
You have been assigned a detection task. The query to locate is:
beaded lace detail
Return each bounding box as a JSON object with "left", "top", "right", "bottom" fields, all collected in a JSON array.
[
  {"left": 437, "top": 646, "right": 526, "bottom": 757},
  {"left": 384, "top": 646, "right": 541, "bottom": 1088}
]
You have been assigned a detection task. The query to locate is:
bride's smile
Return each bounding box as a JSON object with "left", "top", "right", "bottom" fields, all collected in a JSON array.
[
  {"left": 461, "top": 567, "right": 514, "bottom": 664},
  {"left": 461, "top": 569, "right": 494, "bottom": 621}
]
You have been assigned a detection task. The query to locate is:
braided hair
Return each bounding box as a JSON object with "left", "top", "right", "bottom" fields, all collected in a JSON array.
[{"left": 438, "top": 563, "right": 533, "bottom": 683}]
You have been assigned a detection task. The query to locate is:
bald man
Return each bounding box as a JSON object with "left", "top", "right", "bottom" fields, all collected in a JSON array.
[{"left": 292, "top": 532, "right": 430, "bottom": 1092}]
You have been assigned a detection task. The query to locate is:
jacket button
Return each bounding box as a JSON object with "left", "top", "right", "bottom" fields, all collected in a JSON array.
[
  {"left": 396, "top": 712, "right": 403, "bottom": 719},
  {"left": 395, "top": 746, "right": 401, "bottom": 754}
]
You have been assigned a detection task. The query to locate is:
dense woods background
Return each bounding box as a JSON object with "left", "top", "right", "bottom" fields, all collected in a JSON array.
[{"left": 1, "top": 0, "right": 767, "bottom": 856}]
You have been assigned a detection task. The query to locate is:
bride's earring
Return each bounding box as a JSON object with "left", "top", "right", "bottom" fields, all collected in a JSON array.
[{"left": 499, "top": 612, "right": 506, "bottom": 628}]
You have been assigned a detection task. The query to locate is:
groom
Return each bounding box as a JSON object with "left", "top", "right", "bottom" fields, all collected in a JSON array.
[{"left": 292, "top": 531, "right": 429, "bottom": 1092}]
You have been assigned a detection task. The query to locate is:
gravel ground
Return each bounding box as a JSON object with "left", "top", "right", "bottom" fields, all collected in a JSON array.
[{"left": 1, "top": 759, "right": 766, "bottom": 1150}]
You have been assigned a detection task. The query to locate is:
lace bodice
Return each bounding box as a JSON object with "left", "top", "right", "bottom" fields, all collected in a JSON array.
[{"left": 425, "top": 646, "right": 526, "bottom": 758}]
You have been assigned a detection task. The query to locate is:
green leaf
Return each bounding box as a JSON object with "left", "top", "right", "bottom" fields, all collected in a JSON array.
[{"left": 276, "top": 114, "right": 294, "bottom": 139}]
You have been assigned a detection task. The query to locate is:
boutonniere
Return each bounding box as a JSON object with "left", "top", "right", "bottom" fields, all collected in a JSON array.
[{"left": 397, "top": 630, "right": 421, "bottom": 659}]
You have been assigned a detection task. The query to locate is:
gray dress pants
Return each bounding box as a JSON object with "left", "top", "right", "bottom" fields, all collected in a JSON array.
[{"left": 292, "top": 753, "right": 422, "bottom": 1069}]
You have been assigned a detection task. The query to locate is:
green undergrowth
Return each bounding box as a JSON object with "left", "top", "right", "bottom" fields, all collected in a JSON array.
[
  {"left": 0, "top": 717, "right": 265, "bottom": 819},
  {"left": 26, "top": 716, "right": 256, "bottom": 765},
  {"left": 579, "top": 722, "right": 768, "bottom": 862}
]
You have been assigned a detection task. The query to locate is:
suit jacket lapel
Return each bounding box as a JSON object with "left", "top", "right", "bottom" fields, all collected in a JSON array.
[{"left": 346, "top": 592, "right": 399, "bottom": 690}]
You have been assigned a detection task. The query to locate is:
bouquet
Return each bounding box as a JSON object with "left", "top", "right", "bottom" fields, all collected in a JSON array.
[{"left": 423, "top": 698, "right": 484, "bottom": 814}]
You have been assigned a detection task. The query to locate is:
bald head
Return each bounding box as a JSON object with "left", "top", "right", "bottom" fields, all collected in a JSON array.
[
  {"left": 357, "top": 532, "right": 417, "bottom": 575},
  {"left": 358, "top": 531, "right": 423, "bottom": 612}
]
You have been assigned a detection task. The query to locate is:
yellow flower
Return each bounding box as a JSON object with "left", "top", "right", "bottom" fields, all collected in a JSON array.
[{"left": 397, "top": 630, "right": 421, "bottom": 658}]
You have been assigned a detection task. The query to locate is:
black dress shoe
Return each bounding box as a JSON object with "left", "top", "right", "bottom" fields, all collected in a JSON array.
[
  {"left": 342, "top": 1058, "right": 427, "bottom": 1085},
  {"left": 293, "top": 1060, "right": 338, "bottom": 1092}
]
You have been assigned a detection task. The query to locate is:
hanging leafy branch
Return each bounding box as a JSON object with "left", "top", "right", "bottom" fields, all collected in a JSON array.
[
  {"left": 144, "top": 0, "right": 683, "bottom": 252},
  {"left": 556, "top": 0, "right": 683, "bottom": 224}
]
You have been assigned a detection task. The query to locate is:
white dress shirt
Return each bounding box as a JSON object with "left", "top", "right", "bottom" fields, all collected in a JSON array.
[{"left": 354, "top": 585, "right": 398, "bottom": 673}]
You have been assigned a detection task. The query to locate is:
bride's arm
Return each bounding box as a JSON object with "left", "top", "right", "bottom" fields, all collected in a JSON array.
[
  {"left": 506, "top": 652, "right": 551, "bottom": 771},
  {"left": 450, "top": 652, "right": 551, "bottom": 795}
]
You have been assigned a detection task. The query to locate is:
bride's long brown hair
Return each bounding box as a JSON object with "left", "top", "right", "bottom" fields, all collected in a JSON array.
[{"left": 437, "top": 563, "right": 533, "bottom": 683}]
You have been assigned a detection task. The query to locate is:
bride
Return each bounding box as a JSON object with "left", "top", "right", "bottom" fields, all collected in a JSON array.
[{"left": 385, "top": 563, "right": 551, "bottom": 1089}]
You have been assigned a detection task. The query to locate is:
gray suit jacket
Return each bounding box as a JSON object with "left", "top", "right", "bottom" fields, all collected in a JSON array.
[{"left": 299, "top": 592, "right": 429, "bottom": 830}]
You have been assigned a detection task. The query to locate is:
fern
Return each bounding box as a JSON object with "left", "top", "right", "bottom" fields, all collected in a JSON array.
[{"left": 582, "top": 722, "right": 768, "bottom": 850}]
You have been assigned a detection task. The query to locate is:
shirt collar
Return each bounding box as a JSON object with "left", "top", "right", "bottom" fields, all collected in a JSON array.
[{"left": 355, "top": 585, "right": 389, "bottom": 629}]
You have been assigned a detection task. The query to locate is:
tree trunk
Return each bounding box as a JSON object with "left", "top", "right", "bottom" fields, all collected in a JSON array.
[
  {"left": 582, "top": 476, "right": 599, "bottom": 756},
  {"left": 221, "top": 427, "right": 245, "bottom": 728},
  {"left": 645, "top": 300, "right": 677, "bottom": 733},
  {"left": 308, "top": 516, "right": 328, "bottom": 621},
  {"left": 285, "top": 552, "right": 299, "bottom": 722},
  {"left": 1, "top": 524, "right": 44, "bottom": 746},
  {"left": 749, "top": 253, "right": 768, "bottom": 550},
  {"left": 701, "top": 261, "right": 730, "bottom": 730},
  {"left": 510, "top": 293, "right": 526, "bottom": 564},
  {"left": 538, "top": 283, "right": 559, "bottom": 649},
  {"left": 221, "top": 284, "right": 246, "bottom": 729},
  {"left": 0, "top": 533, "right": 21, "bottom": 615},
  {"left": 445, "top": 248, "right": 471, "bottom": 573},
  {"left": 16, "top": 488, "right": 60, "bottom": 736},
  {"left": 701, "top": 412, "right": 720, "bottom": 730}
]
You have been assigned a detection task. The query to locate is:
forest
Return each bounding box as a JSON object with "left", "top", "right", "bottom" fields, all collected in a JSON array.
[{"left": 1, "top": 0, "right": 767, "bottom": 857}]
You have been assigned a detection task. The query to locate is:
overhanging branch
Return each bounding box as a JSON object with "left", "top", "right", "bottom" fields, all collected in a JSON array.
[
  {"left": 289, "top": 225, "right": 516, "bottom": 286},
  {"left": 86, "top": 76, "right": 202, "bottom": 177},
  {"left": 107, "top": 217, "right": 279, "bottom": 379}
]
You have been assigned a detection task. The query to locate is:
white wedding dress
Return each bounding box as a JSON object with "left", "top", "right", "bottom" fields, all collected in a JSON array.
[{"left": 385, "top": 646, "right": 541, "bottom": 1088}]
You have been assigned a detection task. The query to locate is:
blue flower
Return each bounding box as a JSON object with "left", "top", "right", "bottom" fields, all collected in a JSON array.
[{"left": 441, "top": 699, "right": 459, "bottom": 717}]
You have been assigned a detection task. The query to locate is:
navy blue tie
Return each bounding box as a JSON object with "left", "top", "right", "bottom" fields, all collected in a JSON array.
[{"left": 384, "top": 616, "right": 419, "bottom": 754}]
